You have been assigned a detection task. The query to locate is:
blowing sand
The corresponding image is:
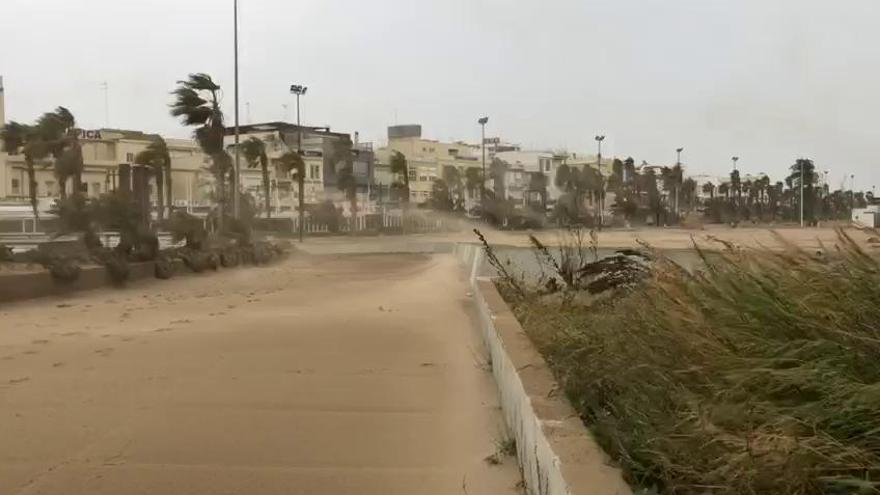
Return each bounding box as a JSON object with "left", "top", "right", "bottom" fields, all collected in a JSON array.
[{"left": 0, "top": 254, "right": 521, "bottom": 494}]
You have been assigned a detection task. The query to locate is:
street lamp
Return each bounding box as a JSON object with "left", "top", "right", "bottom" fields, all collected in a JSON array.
[
  {"left": 289, "top": 84, "right": 308, "bottom": 242},
  {"left": 478, "top": 117, "right": 489, "bottom": 216},
  {"left": 731, "top": 156, "right": 739, "bottom": 171},
  {"left": 232, "top": 0, "right": 241, "bottom": 219},
  {"left": 675, "top": 147, "right": 684, "bottom": 216},
  {"left": 594, "top": 135, "right": 605, "bottom": 226}
]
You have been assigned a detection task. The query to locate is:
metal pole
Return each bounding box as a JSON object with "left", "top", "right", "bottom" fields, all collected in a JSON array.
[
  {"left": 799, "top": 160, "right": 804, "bottom": 228},
  {"left": 296, "top": 92, "right": 304, "bottom": 243},
  {"left": 232, "top": 0, "right": 241, "bottom": 219},
  {"left": 481, "top": 123, "right": 486, "bottom": 215}
]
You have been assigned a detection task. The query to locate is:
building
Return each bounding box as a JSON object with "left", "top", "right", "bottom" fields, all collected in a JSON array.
[
  {"left": 375, "top": 124, "right": 485, "bottom": 205},
  {"left": 1, "top": 127, "right": 210, "bottom": 214},
  {"left": 223, "top": 122, "right": 375, "bottom": 215}
]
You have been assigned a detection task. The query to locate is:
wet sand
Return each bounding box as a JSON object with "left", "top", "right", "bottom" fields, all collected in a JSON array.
[{"left": 0, "top": 254, "right": 521, "bottom": 494}]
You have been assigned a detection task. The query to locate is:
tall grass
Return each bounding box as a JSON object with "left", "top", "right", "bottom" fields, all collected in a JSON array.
[{"left": 510, "top": 229, "right": 880, "bottom": 494}]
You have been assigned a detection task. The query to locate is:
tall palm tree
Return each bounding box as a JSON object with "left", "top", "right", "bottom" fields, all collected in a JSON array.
[
  {"left": 390, "top": 151, "right": 409, "bottom": 204},
  {"left": 328, "top": 140, "right": 357, "bottom": 221},
  {"left": 169, "top": 73, "right": 228, "bottom": 230},
  {"left": 442, "top": 165, "right": 464, "bottom": 209},
  {"left": 278, "top": 150, "right": 305, "bottom": 241},
  {"left": 240, "top": 137, "right": 271, "bottom": 218},
  {"left": 135, "top": 137, "right": 172, "bottom": 221},
  {"left": 1, "top": 121, "right": 44, "bottom": 218},
  {"left": 38, "top": 107, "right": 83, "bottom": 199},
  {"left": 464, "top": 167, "right": 481, "bottom": 203}
]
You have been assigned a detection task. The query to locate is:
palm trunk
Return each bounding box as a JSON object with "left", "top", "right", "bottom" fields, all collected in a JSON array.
[
  {"left": 349, "top": 193, "right": 357, "bottom": 234},
  {"left": 155, "top": 166, "right": 165, "bottom": 221},
  {"left": 298, "top": 177, "right": 305, "bottom": 242},
  {"left": 165, "top": 163, "right": 173, "bottom": 216},
  {"left": 25, "top": 157, "right": 39, "bottom": 220},
  {"left": 262, "top": 164, "right": 271, "bottom": 219}
]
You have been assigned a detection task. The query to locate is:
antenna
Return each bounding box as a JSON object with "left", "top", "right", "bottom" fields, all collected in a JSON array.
[{"left": 100, "top": 81, "right": 109, "bottom": 127}]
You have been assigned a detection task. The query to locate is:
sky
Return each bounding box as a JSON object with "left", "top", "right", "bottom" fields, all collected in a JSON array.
[{"left": 1, "top": 0, "right": 878, "bottom": 190}]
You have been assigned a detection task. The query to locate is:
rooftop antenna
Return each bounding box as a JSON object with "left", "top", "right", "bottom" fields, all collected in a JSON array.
[
  {"left": 246, "top": 101, "right": 251, "bottom": 124},
  {"left": 100, "top": 81, "right": 109, "bottom": 127}
]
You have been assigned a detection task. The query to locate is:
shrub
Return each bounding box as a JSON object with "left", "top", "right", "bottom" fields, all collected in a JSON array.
[
  {"left": 507, "top": 230, "right": 880, "bottom": 494},
  {"left": 104, "top": 254, "right": 130, "bottom": 284},
  {"left": 220, "top": 247, "right": 240, "bottom": 268},
  {"left": 154, "top": 255, "right": 174, "bottom": 279},
  {"left": 0, "top": 244, "right": 12, "bottom": 262},
  {"left": 48, "top": 257, "right": 81, "bottom": 283}
]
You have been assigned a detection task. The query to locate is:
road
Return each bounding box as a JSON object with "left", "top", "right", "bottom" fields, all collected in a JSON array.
[{"left": 0, "top": 254, "right": 521, "bottom": 494}]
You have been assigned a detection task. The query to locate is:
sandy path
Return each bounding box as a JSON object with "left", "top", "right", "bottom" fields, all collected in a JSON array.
[{"left": 0, "top": 254, "right": 521, "bottom": 494}]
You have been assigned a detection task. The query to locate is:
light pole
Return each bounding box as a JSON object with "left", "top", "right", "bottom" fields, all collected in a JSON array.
[
  {"left": 594, "top": 135, "right": 605, "bottom": 226},
  {"left": 731, "top": 156, "right": 739, "bottom": 171},
  {"left": 290, "top": 84, "right": 308, "bottom": 242},
  {"left": 799, "top": 160, "right": 805, "bottom": 228},
  {"left": 478, "top": 117, "right": 489, "bottom": 216},
  {"left": 676, "top": 147, "right": 684, "bottom": 216},
  {"left": 232, "top": 0, "right": 241, "bottom": 219},
  {"left": 851, "top": 174, "right": 856, "bottom": 212}
]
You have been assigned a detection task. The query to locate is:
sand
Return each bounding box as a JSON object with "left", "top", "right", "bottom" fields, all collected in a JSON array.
[{"left": 0, "top": 254, "right": 521, "bottom": 494}]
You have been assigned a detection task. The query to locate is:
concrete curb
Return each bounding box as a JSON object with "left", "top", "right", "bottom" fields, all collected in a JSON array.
[
  {"left": 0, "top": 259, "right": 185, "bottom": 304},
  {"left": 453, "top": 243, "right": 632, "bottom": 495}
]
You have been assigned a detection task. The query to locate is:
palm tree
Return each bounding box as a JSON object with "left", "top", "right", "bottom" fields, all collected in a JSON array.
[
  {"left": 38, "top": 107, "right": 83, "bottom": 199},
  {"left": 336, "top": 165, "right": 358, "bottom": 228},
  {"left": 278, "top": 150, "right": 305, "bottom": 240},
  {"left": 135, "top": 137, "right": 172, "bottom": 221},
  {"left": 390, "top": 151, "right": 409, "bottom": 204},
  {"left": 169, "top": 73, "right": 228, "bottom": 230},
  {"left": 464, "top": 167, "right": 481, "bottom": 205},
  {"left": 702, "top": 182, "right": 716, "bottom": 201},
  {"left": 240, "top": 137, "right": 271, "bottom": 218},
  {"left": 442, "top": 165, "right": 464, "bottom": 209},
  {"left": 1, "top": 121, "right": 43, "bottom": 218}
]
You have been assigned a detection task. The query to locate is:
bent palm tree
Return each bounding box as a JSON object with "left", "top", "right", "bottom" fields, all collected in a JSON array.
[
  {"left": 336, "top": 165, "right": 358, "bottom": 230},
  {"left": 37, "top": 107, "right": 83, "bottom": 199},
  {"left": 169, "top": 73, "right": 228, "bottom": 230},
  {"left": 278, "top": 151, "right": 305, "bottom": 241},
  {"left": 240, "top": 137, "right": 271, "bottom": 218},
  {"left": 390, "top": 151, "right": 409, "bottom": 204},
  {"left": 1, "top": 121, "right": 44, "bottom": 218},
  {"left": 135, "top": 137, "right": 172, "bottom": 221}
]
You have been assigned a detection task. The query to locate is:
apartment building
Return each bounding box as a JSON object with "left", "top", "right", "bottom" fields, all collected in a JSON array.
[
  {"left": 0, "top": 127, "right": 211, "bottom": 213},
  {"left": 375, "top": 125, "right": 484, "bottom": 205}
]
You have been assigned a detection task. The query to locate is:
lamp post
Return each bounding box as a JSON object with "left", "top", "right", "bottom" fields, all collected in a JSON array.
[
  {"left": 594, "top": 135, "right": 605, "bottom": 226},
  {"left": 233, "top": 0, "right": 241, "bottom": 219},
  {"left": 478, "top": 116, "right": 489, "bottom": 217},
  {"left": 732, "top": 156, "right": 739, "bottom": 171},
  {"left": 289, "top": 84, "right": 308, "bottom": 242},
  {"left": 676, "top": 147, "right": 684, "bottom": 216},
  {"left": 799, "top": 160, "right": 805, "bottom": 228}
]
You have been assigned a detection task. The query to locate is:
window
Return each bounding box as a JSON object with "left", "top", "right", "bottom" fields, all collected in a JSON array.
[
  {"left": 92, "top": 182, "right": 101, "bottom": 195},
  {"left": 419, "top": 175, "right": 429, "bottom": 182},
  {"left": 408, "top": 170, "right": 417, "bottom": 181},
  {"left": 126, "top": 152, "right": 135, "bottom": 163},
  {"left": 11, "top": 178, "right": 20, "bottom": 195},
  {"left": 310, "top": 165, "right": 321, "bottom": 180}
]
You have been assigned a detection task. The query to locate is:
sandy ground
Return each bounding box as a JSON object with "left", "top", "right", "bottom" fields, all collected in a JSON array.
[
  {"left": 289, "top": 224, "right": 877, "bottom": 256},
  {"left": 0, "top": 254, "right": 522, "bottom": 494}
]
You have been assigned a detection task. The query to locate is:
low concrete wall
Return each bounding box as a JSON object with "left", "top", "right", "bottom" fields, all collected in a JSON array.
[
  {"left": 453, "top": 243, "right": 631, "bottom": 495},
  {"left": 0, "top": 260, "right": 183, "bottom": 304}
]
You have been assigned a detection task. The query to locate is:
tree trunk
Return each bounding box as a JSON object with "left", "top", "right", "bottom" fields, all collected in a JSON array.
[
  {"left": 25, "top": 157, "right": 39, "bottom": 220},
  {"left": 154, "top": 166, "right": 165, "bottom": 221},
  {"left": 165, "top": 163, "right": 173, "bottom": 216},
  {"left": 262, "top": 164, "right": 271, "bottom": 219},
  {"left": 298, "top": 177, "right": 305, "bottom": 243}
]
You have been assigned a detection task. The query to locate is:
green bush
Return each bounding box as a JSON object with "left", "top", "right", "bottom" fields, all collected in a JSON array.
[
  {"left": 104, "top": 254, "right": 131, "bottom": 284},
  {"left": 154, "top": 255, "right": 174, "bottom": 279},
  {"left": 504, "top": 229, "right": 880, "bottom": 494},
  {"left": 48, "top": 257, "right": 81, "bottom": 283}
]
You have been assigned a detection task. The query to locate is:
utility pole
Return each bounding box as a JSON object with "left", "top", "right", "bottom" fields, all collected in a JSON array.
[
  {"left": 595, "top": 135, "right": 605, "bottom": 226},
  {"left": 799, "top": 160, "right": 805, "bottom": 228},
  {"left": 232, "top": 0, "right": 241, "bottom": 219},
  {"left": 290, "top": 84, "right": 308, "bottom": 242},
  {"left": 478, "top": 117, "right": 489, "bottom": 219},
  {"left": 676, "top": 147, "right": 684, "bottom": 216},
  {"left": 101, "top": 82, "right": 109, "bottom": 127}
]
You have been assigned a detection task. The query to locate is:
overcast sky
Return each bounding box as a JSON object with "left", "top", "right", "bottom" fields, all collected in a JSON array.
[{"left": 2, "top": 0, "right": 878, "bottom": 189}]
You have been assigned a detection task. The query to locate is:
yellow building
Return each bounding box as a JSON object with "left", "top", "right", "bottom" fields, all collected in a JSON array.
[
  {"left": 0, "top": 128, "right": 211, "bottom": 213},
  {"left": 375, "top": 125, "right": 484, "bottom": 204}
]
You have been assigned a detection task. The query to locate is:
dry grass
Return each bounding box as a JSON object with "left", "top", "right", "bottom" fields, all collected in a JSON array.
[{"left": 505, "top": 229, "right": 880, "bottom": 494}]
